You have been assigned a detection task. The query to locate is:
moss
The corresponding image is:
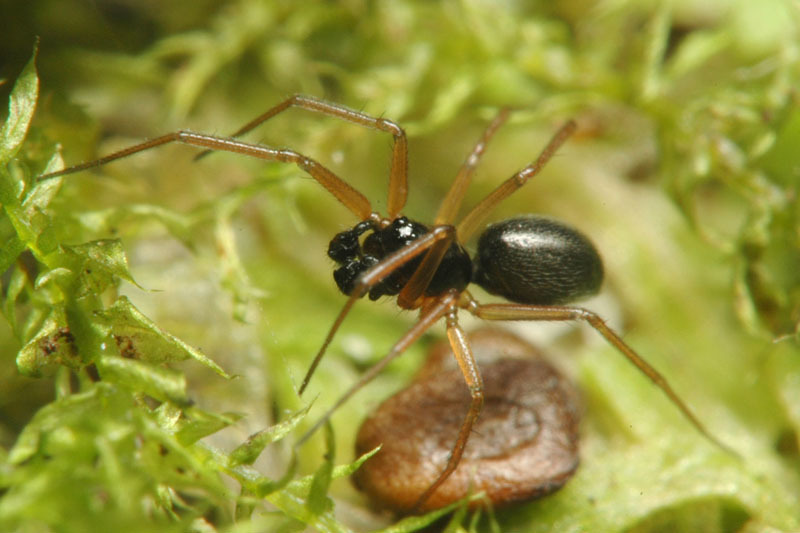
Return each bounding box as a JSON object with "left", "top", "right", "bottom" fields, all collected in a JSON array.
[{"left": 1, "top": 1, "right": 799, "bottom": 532}]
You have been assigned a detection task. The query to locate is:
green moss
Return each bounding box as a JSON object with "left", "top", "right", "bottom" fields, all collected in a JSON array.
[{"left": 2, "top": 1, "right": 799, "bottom": 532}]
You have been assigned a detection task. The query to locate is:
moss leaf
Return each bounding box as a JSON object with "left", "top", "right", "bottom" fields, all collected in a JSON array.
[
  {"left": 228, "top": 403, "right": 311, "bottom": 467},
  {"left": 0, "top": 42, "right": 38, "bottom": 171}
]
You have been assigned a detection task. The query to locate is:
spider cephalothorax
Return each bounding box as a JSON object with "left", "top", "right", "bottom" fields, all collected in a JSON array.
[{"left": 329, "top": 216, "right": 471, "bottom": 300}]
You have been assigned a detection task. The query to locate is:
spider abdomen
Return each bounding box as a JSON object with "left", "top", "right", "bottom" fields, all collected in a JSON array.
[{"left": 473, "top": 216, "right": 603, "bottom": 305}]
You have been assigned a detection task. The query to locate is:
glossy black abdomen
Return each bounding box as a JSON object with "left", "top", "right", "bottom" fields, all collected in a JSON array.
[{"left": 473, "top": 216, "right": 603, "bottom": 305}]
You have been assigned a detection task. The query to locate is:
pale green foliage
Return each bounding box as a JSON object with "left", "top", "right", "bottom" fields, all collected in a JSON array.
[{"left": 1, "top": 1, "right": 800, "bottom": 532}]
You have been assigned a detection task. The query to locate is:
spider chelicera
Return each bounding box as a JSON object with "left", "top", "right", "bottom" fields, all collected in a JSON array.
[{"left": 39, "top": 95, "right": 729, "bottom": 511}]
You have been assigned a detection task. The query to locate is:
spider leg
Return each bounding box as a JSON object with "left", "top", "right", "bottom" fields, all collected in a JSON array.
[
  {"left": 194, "top": 94, "right": 409, "bottom": 217},
  {"left": 396, "top": 226, "right": 457, "bottom": 309},
  {"left": 457, "top": 119, "right": 577, "bottom": 242},
  {"left": 296, "top": 291, "right": 459, "bottom": 446},
  {"left": 299, "top": 225, "right": 458, "bottom": 394},
  {"left": 411, "top": 307, "right": 483, "bottom": 512},
  {"left": 38, "top": 131, "right": 373, "bottom": 220},
  {"left": 465, "top": 299, "right": 737, "bottom": 455},
  {"left": 434, "top": 108, "right": 510, "bottom": 226}
]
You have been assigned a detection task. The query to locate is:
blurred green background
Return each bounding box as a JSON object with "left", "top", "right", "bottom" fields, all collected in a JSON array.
[{"left": 1, "top": 1, "right": 799, "bottom": 532}]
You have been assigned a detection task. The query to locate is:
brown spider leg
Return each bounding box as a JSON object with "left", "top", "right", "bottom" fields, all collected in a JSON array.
[
  {"left": 434, "top": 108, "right": 511, "bottom": 226},
  {"left": 396, "top": 226, "right": 457, "bottom": 309},
  {"left": 37, "top": 132, "right": 373, "bottom": 220},
  {"left": 466, "top": 300, "right": 737, "bottom": 455},
  {"left": 296, "top": 291, "right": 458, "bottom": 446},
  {"left": 457, "top": 119, "right": 577, "bottom": 242},
  {"left": 398, "top": 111, "right": 517, "bottom": 310},
  {"left": 298, "top": 225, "right": 458, "bottom": 394},
  {"left": 194, "top": 94, "right": 409, "bottom": 217},
  {"left": 411, "top": 308, "right": 483, "bottom": 511}
]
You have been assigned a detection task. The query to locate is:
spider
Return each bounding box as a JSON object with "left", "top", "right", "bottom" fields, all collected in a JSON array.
[{"left": 39, "top": 95, "right": 729, "bottom": 511}]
